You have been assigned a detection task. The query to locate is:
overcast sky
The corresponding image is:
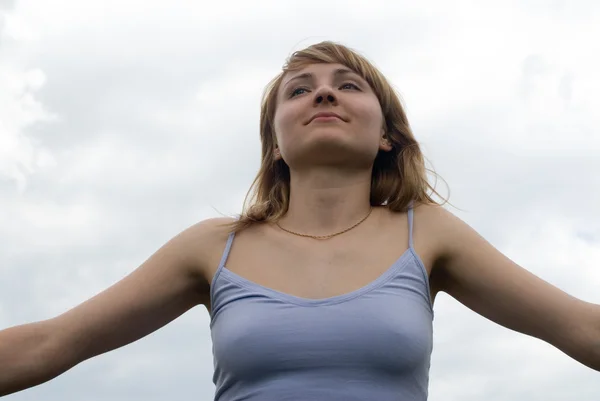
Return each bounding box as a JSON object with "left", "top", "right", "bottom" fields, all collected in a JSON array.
[{"left": 1, "top": 0, "right": 599, "bottom": 400}]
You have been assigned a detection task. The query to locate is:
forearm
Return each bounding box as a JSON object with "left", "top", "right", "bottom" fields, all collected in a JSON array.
[
  {"left": 0, "top": 320, "right": 69, "bottom": 396},
  {"left": 559, "top": 301, "right": 600, "bottom": 372},
  {"left": 590, "top": 306, "right": 600, "bottom": 371}
]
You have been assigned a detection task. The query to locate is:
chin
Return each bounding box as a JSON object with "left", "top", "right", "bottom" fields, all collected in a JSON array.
[{"left": 305, "top": 127, "right": 356, "bottom": 145}]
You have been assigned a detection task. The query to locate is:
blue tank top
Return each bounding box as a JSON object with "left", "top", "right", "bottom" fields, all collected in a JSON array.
[{"left": 210, "top": 207, "right": 434, "bottom": 400}]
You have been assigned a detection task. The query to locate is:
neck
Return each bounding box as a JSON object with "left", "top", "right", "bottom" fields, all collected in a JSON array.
[{"left": 280, "top": 167, "right": 373, "bottom": 236}]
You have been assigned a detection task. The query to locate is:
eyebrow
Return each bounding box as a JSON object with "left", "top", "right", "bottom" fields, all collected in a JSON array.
[{"left": 282, "top": 68, "right": 362, "bottom": 89}]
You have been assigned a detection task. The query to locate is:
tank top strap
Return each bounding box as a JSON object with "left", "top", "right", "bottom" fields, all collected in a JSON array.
[
  {"left": 218, "top": 231, "right": 236, "bottom": 269},
  {"left": 210, "top": 230, "right": 236, "bottom": 309},
  {"left": 407, "top": 202, "right": 415, "bottom": 249}
]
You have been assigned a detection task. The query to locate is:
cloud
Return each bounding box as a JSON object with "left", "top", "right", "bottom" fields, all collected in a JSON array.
[
  {"left": 0, "top": 6, "right": 56, "bottom": 191},
  {"left": 0, "top": 0, "right": 15, "bottom": 11},
  {"left": 1, "top": 1, "right": 599, "bottom": 400}
]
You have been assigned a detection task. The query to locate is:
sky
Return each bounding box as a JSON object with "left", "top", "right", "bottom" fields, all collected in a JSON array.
[{"left": 1, "top": 0, "right": 599, "bottom": 400}]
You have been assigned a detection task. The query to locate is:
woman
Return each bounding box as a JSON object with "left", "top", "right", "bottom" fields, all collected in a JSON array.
[{"left": 1, "top": 41, "right": 598, "bottom": 400}]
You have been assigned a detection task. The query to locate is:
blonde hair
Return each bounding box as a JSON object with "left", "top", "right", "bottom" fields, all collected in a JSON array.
[{"left": 229, "top": 41, "right": 447, "bottom": 232}]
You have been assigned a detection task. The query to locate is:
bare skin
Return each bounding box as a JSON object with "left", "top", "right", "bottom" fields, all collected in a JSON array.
[{"left": 209, "top": 206, "right": 443, "bottom": 310}]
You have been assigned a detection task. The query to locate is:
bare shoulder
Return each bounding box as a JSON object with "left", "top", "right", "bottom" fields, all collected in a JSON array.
[
  {"left": 412, "top": 201, "right": 455, "bottom": 224},
  {"left": 184, "top": 217, "right": 236, "bottom": 259},
  {"left": 410, "top": 202, "right": 455, "bottom": 256},
  {"left": 185, "top": 217, "right": 236, "bottom": 280},
  {"left": 412, "top": 203, "right": 599, "bottom": 368},
  {"left": 183, "top": 216, "right": 235, "bottom": 243},
  {"left": 411, "top": 201, "right": 465, "bottom": 252},
  {"left": 45, "top": 216, "right": 236, "bottom": 370},
  {"left": 409, "top": 202, "right": 469, "bottom": 295},
  {"left": 134, "top": 216, "right": 235, "bottom": 287}
]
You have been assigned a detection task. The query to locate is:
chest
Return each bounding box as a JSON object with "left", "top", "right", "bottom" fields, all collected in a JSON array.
[
  {"left": 219, "top": 222, "right": 416, "bottom": 301},
  {"left": 211, "top": 276, "right": 434, "bottom": 382}
]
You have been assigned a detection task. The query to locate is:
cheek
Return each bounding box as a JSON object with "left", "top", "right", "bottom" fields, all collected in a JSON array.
[
  {"left": 273, "top": 104, "right": 301, "bottom": 145},
  {"left": 354, "top": 101, "right": 385, "bottom": 136},
  {"left": 273, "top": 101, "right": 289, "bottom": 131},
  {"left": 272, "top": 108, "right": 286, "bottom": 142}
]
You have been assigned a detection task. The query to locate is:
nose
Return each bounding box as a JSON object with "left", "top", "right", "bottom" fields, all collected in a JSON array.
[{"left": 313, "top": 86, "right": 337, "bottom": 105}]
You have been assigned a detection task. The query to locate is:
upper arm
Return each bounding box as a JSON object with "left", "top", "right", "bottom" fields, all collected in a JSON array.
[
  {"left": 47, "top": 217, "right": 233, "bottom": 368},
  {"left": 427, "top": 206, "right": 595, "bottom": 355}
]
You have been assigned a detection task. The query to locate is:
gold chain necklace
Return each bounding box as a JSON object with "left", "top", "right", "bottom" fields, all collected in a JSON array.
[{"left": 275, "top": 207, "right": 373, "bottom": 240}]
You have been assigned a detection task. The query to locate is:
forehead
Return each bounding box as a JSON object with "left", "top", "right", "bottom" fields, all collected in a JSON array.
[
  {"left": 282, "top": 63, "right": 364, "bottom": 84},
  {"left": 286, "top": 63, "right": 350, "bottom": 75}
]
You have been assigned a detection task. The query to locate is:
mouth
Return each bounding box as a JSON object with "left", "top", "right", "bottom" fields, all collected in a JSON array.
[{"left": 307, "top": 112, "right": 345, "bottom": 124}]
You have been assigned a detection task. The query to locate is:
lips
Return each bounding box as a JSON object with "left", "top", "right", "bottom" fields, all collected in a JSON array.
[{"left": 307, "top": 112, "right": 344, "bottom": 124}]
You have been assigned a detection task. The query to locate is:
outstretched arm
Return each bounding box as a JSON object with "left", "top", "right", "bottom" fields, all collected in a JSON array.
[
  {"left": 0, "top": 217, "right": 231, "bottom": 396},
  {"left": 427, "top": 206, "right": 600, "bottom": 371}
]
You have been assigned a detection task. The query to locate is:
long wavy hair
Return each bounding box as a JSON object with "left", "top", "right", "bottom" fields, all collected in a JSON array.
[{"left": 228, "top": 41, "right": 447, "bottom": 233}]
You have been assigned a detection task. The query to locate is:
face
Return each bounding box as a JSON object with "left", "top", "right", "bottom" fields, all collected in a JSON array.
[{"left": 272, "top": 63, "right": 391, "bottom": 169}]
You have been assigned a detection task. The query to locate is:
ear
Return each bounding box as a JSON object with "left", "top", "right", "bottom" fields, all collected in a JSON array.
[
  {"left": 379, "top": 135, "right": 393, "bottom": 152},
  {"left": 273, "top": 145, "right": 282, "bottom": 160}
]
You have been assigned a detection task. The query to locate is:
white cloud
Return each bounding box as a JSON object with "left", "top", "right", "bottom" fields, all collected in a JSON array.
[
  {"left": 1, "top": 1, "right": 599, "bottom": 400},
  {"left": 0, "top": 6, "right": 57, "bottom": 191},
  {"left": 0, "top": 66, "right": 57, "bottom": 190}
]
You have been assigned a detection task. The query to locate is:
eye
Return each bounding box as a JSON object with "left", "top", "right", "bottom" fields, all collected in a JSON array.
[
  {"left": 289, "top": 87, "right": 309, "bottom": 98},
  {"left": 340, "top": 82, "right": 360, "bottom": 90}
]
